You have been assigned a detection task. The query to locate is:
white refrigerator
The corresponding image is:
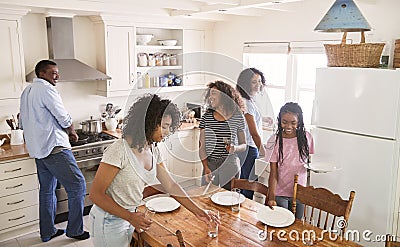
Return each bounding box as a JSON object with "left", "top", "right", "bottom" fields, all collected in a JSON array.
[{"left": 311, "top": 67, "right": 400, "bottom": 246}]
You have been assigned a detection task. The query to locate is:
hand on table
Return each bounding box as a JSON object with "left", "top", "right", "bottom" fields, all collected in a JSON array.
[{"left": 267, "top": 200, "right": 276, "bottom": 210}]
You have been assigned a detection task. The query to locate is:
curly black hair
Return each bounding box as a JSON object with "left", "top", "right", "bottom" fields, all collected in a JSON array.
[
  {"left": 204, "top": 80, "right": 245, "bottom": 114},
  {"left": 122, "top": 94, "right": 181, "bottom": 151},
  {"left": 275, "top": 102, "right": 309, "bottom": 163},
  {"left": 236, "top": 68, "right": 266, "bottom": 100}
]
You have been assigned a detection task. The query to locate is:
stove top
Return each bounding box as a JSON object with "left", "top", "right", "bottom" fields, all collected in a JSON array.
[
  {"left": 70, "top": 131, "right": 118, "bottom": 163},
  {"left": 70, "top": 131, "right": 117, "bottom": 147}
]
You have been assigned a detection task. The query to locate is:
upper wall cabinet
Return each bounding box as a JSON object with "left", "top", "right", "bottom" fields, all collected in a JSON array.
[
  {"left": 182, "top": 29, "right": 205, "bottom": 87},
  {"left": 0, "top": 15, "right": 26, "bottom": 101},
  {"left": 93, "top": 16, "right": 207, "bottom": 97},
  {"left": 94, "top": 23, "right": 135, "bottom": 97}
]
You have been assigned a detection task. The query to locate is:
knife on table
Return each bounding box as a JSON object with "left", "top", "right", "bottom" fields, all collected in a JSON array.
[{"left": 202, "top": 175, "right": 215, "bottom": 195}]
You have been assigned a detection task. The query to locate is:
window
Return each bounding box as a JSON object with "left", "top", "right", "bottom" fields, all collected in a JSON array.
[{"left": 244, "top": 42, "right": 327, "bottom": 125}]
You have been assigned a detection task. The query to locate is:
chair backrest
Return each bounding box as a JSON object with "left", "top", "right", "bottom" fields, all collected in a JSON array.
[
  {"left": 176, "top": 230, "right": 186, "bottom": 247},
  {"left": 292, "top": 174, "right": 355, "bottom": 234},
  {"left": 231, "top": 178, "right": 269, "bottom": 205},
  {"left": 143, "top": 184, "right": 165, "bottom": 199},
  {"left": 386, "top": 234, "right": 400, "bottom": 247},
  {"left": 131, "top": 184, "right": 166, "bottom": 247}
]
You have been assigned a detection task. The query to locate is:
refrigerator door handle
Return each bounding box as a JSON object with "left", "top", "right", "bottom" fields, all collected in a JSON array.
[{"left": 311, "top": 99, "right": 318, "bottom": 125}]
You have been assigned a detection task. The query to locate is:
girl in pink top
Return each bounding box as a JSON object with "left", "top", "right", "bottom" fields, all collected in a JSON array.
[{"left": 267, "top": 102, "right": 314, "bottom": 219}]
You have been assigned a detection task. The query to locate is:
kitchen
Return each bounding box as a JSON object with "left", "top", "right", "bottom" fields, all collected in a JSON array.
[{"left": 0, "top": 0, "right": 400, "bottom": 246}]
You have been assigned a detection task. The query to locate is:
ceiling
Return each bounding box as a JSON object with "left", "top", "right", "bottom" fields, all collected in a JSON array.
[{"left": 0, "top": 0, "right": 378, "bottom": 22}]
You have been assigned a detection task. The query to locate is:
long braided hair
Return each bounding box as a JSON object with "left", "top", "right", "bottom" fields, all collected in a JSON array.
[{"left": 275, "top": 102, "right": 309, "bottom": 164}]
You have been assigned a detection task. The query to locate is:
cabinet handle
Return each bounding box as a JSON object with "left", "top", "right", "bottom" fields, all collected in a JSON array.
[
  {"left": 8, "top": 215, "right": 26, "bottom": 221},
  {"left": 5, "top": 183, "right": 23, "bottom": 189},
  {"left": 7, "top": 199, "right": 25, "bottom": 205},
  {"left": 4, "top": 168, "right": 22, "bottom": 173}
]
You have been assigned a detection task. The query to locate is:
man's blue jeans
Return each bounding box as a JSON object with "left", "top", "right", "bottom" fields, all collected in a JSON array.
[{"left": 35, "top": 149, "right": 86, "bottom": 239}]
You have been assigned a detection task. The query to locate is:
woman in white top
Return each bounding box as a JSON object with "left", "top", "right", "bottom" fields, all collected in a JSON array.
[
  {"left": 89, "top": 94, "right": 219, "bottom": 246},
  {"left": 236, "top": 68, "right": 266, "bottom": 199}
]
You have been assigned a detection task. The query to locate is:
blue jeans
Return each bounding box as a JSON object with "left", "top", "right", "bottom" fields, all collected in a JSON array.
[
  {"left": 201, "top": 155, "right": 240, "bottom": 191},
  {"left": 275, "top": 196, "right": 304, "bottom": 219},
  {"left": 35, "top": 149, "right": 86, "bottom": 239},
  {"left": 238, "top": 146, "right": 259, "bottom": 199},
  {"left": 89, "top": 205, "right": 135, "bottom": 247}
]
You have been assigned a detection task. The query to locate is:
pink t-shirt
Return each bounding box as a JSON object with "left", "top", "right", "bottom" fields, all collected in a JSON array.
[{"left": 268, "top": 131, "right": 314, "bottom": 197}]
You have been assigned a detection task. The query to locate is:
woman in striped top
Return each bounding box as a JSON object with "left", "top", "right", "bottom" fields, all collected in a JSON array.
[{"left": 199, "top": 81, "right": 247, "bottom": 190}]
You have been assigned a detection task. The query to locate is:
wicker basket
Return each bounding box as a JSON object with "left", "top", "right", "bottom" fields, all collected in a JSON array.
[
  {"left": 324, "top": 32, "right": 385, "bottom": 68},
  {"left": 394, "top": 39, "right": 400, "bottom": 68}
]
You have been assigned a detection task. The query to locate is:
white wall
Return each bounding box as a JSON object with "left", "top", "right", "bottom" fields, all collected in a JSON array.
[
  {"left": 3, "top": 0, "right": 399, "bottom": 134},
  {"left": 211, "top": 0, "right": 400, "bottom": 64},
  {"left": 0, "top": 13, "right": 206, "bottom": 134}
]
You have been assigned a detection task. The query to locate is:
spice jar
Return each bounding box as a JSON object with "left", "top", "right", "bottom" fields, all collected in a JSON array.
[
  {"left": 170, "top": 54, "right": 177, "bottom": 66},
  {"left": 148, "top": 53, "right": 155, "bottom": 67},
  {"left": 155, "top": 53, "right": 163, "bottom": 66},
  {"left": 163, "top": 54, "right": 170, "bottom": 66}
]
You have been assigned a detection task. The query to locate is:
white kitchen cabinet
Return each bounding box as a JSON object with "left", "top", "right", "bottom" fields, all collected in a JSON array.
[
  {"left": 159, "top": 129, "right": 201, "bottom": 187},
  {"left": 92, "top": 15, "right": 208, "bottom": 97},
  {"left": 0, "top": 158, "right": 39, "bottom": 242},
  {"left": 0, "top": 18, "right": 26, "bottom": 101},
  {"left": 182, "top": 29, "right": 205, "bottom": 86},
  {"left": 94, "top": 21, "right": 135, "bottom": 97}
]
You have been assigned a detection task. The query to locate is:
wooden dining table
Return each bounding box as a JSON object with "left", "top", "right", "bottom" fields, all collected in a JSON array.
[{"left": 138, "top": 185, "right": 363, "bottom": 247}]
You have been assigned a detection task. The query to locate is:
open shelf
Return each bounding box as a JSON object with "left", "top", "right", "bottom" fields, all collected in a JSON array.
[
  {"left": 136, "top": 45, "right": 182, "bottom": 50},
  {"left": 136, "top": 66, "right": 182, "bottom": 72}
]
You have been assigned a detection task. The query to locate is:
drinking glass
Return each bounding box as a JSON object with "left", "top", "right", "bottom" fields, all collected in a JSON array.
[
  {"left": 144, "top": 206, "right": 156, "bottom": 220},
  {"left": 222, "top": 137, "right": 231, "bottom": 146},
  {"left": 231, "top": 188, "right": 241, "bottom": 212},
  {"left": 302, "top": 216, "right": 315, "bottom": 246},
  {"left": 207, "top": 210, "right": 219, "bottom": 238}
]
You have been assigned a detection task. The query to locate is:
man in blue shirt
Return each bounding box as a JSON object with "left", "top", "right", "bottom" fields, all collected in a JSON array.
[{"left": 19, "top": 60, "right": 89, "bottom": 242}]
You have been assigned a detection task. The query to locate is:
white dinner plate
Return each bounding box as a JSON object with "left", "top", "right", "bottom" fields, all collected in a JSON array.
[
  {"left": 145, "top": 197, "right": 180, "bottom": 213},
  {"left": 256, "top": 206, "right": 295, "bottom": 227},
  {"left": 304, "top": 162, "right": 342, "bottom": 173},
  {"left": 210, "top": 191, "right": 246, "bottom": 206}
]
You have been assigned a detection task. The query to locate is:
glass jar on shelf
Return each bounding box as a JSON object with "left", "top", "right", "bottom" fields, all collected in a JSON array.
[
  {"left": 148, "top": 53, "right": 155, "bottom": 67},
  {"left": 170, "top": 54, "right": 177, "bottom": 66},
  {"left": 155, "top": 53, "right": 163, "bottom": 66},
  {"left": 163, "top": 54, "right": 170, "bottom": 66}
]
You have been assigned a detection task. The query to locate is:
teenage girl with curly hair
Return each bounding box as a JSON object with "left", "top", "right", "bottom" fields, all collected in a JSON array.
[
  {"left": 267, "top": 102, "right": 314, "bottom": 218},
  {"left": 199, "top": 80, "right": 247, "bottom": 190},
  {"left": 90, "top": 94, "right": 219, "bottom": 246}
]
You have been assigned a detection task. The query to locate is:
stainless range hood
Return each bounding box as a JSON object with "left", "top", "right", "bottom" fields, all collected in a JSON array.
[{"left": 26, "top": 17, "right": 111, "bottom": 82}]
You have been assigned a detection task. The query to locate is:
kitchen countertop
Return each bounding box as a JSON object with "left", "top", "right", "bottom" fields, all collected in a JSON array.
[
  {"left": 0, "top": 123, "right": 199, "bottom": 162},
  {"left": 0, "top": 142, "right": 30, "bottom": 162}
]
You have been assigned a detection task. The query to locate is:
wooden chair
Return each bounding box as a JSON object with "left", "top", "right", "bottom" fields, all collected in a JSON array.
[
  {"left": 292, "top": 174, "right": 355, "bottom": 235},
  {"left": 231, "top": 178, "right": 269, "bottom": 205},
  {"left": 131, "top": 184, "right": 165, "bottom": 247},
  {"left": 386, "top": 234, "right": 400, "bottom": 247},
  {"left": 176, "top": 230, "right": 186, "bottom": 247}
]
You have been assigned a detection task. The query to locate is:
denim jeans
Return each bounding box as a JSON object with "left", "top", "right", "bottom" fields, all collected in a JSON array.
[
  {"left": 202, "top": 155, "right": 240, "bottom": 191},
  {"left": 275, "top": 196, "right": 304, "bottom": 219},
  {"left": 89, "top": 205, "right": 135, "bottom": 247},
  {"left": 238, "top": 146, "right": 259, "bottom": 199},
  {"left": 35, "top": 149, "right": 86, "bottom": 239}
]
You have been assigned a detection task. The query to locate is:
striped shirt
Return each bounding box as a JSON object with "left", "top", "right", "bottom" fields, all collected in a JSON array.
[{"left": 199, "top": 110, "right": 245, "bottom": 160}]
